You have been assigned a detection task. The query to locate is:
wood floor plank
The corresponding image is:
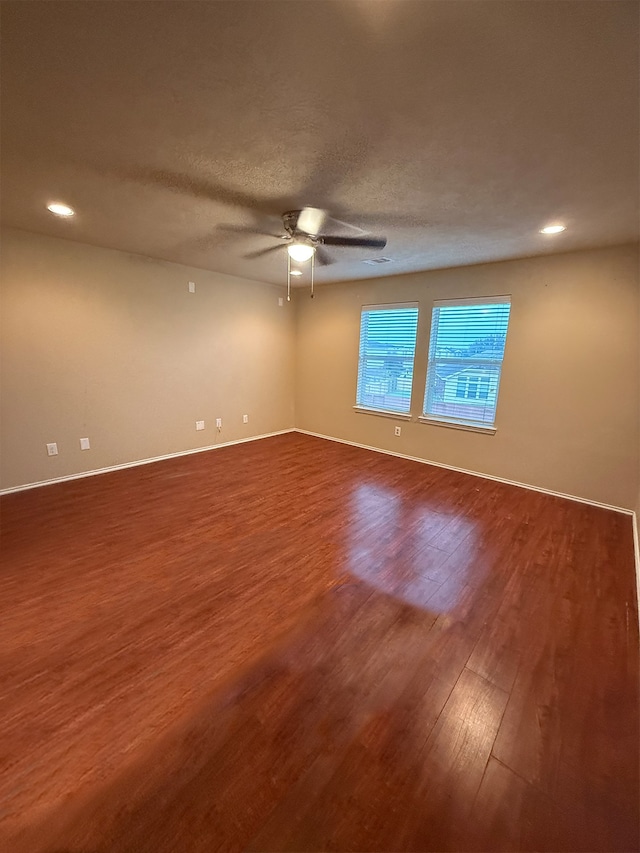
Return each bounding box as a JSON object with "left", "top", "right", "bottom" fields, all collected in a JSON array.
[
  {"left": 1, "top": 432, "right": 637, "bottom": 852},
  {"left": 464, "top": 756, "right": 530, "bottom": 852},
  {"left": 401, "top": 667, "right": 510, "bottom": 852}
]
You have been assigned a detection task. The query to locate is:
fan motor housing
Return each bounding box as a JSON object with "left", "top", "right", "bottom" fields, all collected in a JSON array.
[{"left": 283, "top": 210, "right": 315, "bottom": 237}]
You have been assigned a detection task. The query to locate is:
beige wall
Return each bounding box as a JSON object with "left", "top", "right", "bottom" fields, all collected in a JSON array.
[
  {"left": 3, "top": 231, "right": 638, "bottom": 509},
  {"left": 294, "top": 245, "right": 640, "bottom": 510},
  {"left": 0, "top": 228, "right": 295, "bottom": 490}
]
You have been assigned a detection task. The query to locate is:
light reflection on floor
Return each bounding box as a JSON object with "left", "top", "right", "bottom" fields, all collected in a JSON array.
[{"left": 346, "top": 482, "right": 477, "bottom": 611}]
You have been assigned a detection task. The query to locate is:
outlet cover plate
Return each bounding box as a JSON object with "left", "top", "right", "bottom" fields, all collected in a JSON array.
[
  {"left": 80, "top": 437, "right": 90, "bottom": 450},
  {"left": 195, "top": 420, "right": 205, "bottom": 431}
]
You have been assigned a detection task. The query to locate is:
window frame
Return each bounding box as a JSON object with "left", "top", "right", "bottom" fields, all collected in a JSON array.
[
  {"left": 354, "top": 302, "right": 419, "bottom": 419},
  {"left": 420, "top": 295, "right": 511, "bottom": 434}
]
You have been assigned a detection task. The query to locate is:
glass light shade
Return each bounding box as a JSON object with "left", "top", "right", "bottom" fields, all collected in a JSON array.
[
  {"left": 287, "top": 242, "right": 315, "bottom": 262},
  {"left": 540, "top": 224, "right": 565, "bottom": 234}
]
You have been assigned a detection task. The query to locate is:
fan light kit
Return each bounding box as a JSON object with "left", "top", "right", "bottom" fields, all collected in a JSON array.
[
  {"left": 47, "top": 202, "right": 75, "bottom": 217},
  {"left": 290, "top": 269, "right": 303, "bottom": 277},
  {"left": 540, "top": 224, "right": 566, "bottom": 234},
  {"left": 287, "top": 241, "right": 315, "bottom": 263}
]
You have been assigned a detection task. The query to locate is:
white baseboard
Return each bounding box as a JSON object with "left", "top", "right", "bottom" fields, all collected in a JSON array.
[
  {"left": 301, "top": 427, "right": 639, "bottom": 631},
  {"left": 294, "top": 428, "right": 634, "bottom": 516},
  {"left": 0, "top": 429, "right": 295, "bottom": 496},
  {"left": 4, "top": 425, "right": 639, "bottom": 631},
  {"left": 633, "top": 513, "right": 640, "bottom": 634},
  {"left": 4, "top": 426, "right": 634, "bottom": 517}
]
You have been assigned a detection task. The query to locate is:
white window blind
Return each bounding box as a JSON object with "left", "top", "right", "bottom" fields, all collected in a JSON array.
[
  {"left": 423, "top": 296, "right": 511, "bottom": 428},
  {"left": 356, "top": 304, "right": 419, "bottom": 414}
]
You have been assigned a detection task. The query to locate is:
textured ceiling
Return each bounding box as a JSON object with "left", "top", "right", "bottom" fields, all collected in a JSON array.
[{"left": 1, "top": 0, "right": 638, "bottom": 285}]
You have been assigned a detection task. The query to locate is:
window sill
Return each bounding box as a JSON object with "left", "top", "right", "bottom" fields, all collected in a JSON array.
[
  {"left": 353, "top": 406, "right": 412, "bottom": 421},
  {"left": 418, "top": 416, "right": 496, "bottom": 435}
]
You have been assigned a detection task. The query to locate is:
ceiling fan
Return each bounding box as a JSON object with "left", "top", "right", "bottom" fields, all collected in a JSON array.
[{"left": 243, "top": 207, "right": 387, "bottom": 266}]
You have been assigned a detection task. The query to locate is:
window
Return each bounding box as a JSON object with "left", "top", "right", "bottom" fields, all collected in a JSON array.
[
  {"left": 356, "top": 303, "right": 419, "bottom": 415},
  {"left": 456, "top": 374, "right": 490, "bottom": 400},
  {"left": 423, "top": 297, "right": 511, "bottom": 429}
]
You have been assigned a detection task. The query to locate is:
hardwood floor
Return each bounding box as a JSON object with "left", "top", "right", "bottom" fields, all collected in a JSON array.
[{"left": 1, "top": 432, "right": 638, "bottom": 852}]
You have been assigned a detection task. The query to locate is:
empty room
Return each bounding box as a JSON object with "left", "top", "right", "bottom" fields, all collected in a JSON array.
[{"left": 1, "top": 1, "right": 638, "bottom": 851}]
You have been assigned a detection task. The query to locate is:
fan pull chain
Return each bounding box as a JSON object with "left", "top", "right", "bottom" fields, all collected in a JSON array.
[
  {"left": 310, "top": 251, "right": 315, "bottom": 299},
  {"left": 287, "top": 253, "right": 291, "bottom": 302}
]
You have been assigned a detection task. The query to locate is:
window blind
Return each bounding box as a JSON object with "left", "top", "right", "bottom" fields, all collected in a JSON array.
[
  {"left": 356, "top": 304, "right": 419, "bottom": 414},
  {"left": 423, "top": 296, "right": 511, "bottom": 428}
]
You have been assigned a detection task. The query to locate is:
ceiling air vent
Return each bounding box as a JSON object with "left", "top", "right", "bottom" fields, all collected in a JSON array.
[{"left": 363, "top": 257, "right": 393, "bottom": 265}]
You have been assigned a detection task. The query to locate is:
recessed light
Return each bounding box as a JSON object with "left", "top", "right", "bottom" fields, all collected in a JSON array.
[
  {"left": 540, "top": 224, "right": 565, "bottom": 234},
  {"left": 290, "top": 269, "right": 303, "bottom": 277},
  {"left": 47, "top": 202, "right": 75, "bottom": 217}
]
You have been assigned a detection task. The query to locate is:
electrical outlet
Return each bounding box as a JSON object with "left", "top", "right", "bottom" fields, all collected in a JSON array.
[
  {"left": 80, "top": 437, "right": 90, "bottom": 450},
  {"left": 195, "top": 420, "right": 205, "bottom": 431},
  {"left": 242, "top": 414, "right": 249, "bottom": 424},
  {"left": 216, "top": 418, "right": 222, "bottom": 430},
  {"left": 46, "top": 442, "right": 58, "bottom": 456},
  {"left": 394, "top": 426, "right": 402, "bottom": 437},
  {"left": 188, "top": 281, "right": 196, "bottom": 293}
]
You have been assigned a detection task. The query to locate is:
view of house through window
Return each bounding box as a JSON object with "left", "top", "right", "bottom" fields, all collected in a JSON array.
[
  {"left": 356, "top": 304, "right": 419, "bottom": 414},
  {"left": 423, "top": 297, "right": 511, "bottom": 428},
  {"left": 456, "top": 374, "right": 491, "bottom": 401}
]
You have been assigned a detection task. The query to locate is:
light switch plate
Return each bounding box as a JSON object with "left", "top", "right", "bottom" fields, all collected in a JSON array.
[
  {"left": 195, "top": 420, "right": 205, "bottom": 431},
  {"left": 46, "top": 442, "right": 58, "bottom": 456},
  {"left": 80, "top": 437, "right": 90, "bottom": 450}
]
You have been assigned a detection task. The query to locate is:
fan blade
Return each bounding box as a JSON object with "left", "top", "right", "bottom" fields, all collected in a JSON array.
[
  {"left": 320, "top": 235, "right": 387, "bottom": 249},
  {"left": 328, "top": 210, "right": 427, "bottom": 228},
  {"left": 218, "top": 224, "right": 282, "bottom": 238},
  {"left": 323, "top": 215, "right": 367, "bottom": 234},
  {"left": 297, "top": 207, "right": 327, "bottom": 236},
  {"left": 315, "top": 246, "right": 334, "bottom": 266},
  {"left": 244, "top": 244, "right": 284, "bottom": 260}
]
